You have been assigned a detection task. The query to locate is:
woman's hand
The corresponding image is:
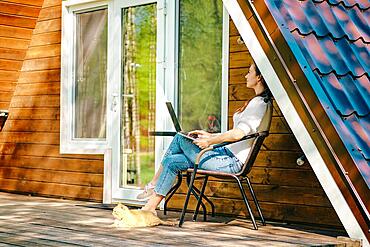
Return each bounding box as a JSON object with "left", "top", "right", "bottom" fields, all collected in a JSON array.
[
  {"left": 193, "top": 138, "right": 211, "bottom": 149},
  {"left": 188, "top": 130, "right": 211, "bottom": 139},
  {"left": 192, "top": 128, "right": 245, "bottom": 149}
]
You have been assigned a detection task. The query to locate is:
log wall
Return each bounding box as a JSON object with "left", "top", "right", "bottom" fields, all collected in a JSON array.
[{"left": 0, "top": 0, "right": 104, "bottom": 201}]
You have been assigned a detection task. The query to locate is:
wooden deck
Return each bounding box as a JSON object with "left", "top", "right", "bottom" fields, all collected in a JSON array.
[{"left": 0, "top": 192, "right": 359, "bottom": 247}]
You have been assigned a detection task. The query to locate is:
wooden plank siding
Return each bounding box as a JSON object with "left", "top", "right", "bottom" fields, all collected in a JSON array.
[
  {"left": 0, "top": 1, "right": 42, "bottom": 110},
  {"left": 0, "top": 0, "right": 104, "bottom": 201},
  {"left": 167, "top": 20, "right": 342, "bottom": 227}
]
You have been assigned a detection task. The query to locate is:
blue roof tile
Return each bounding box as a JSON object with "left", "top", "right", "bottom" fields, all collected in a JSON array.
[
  {"left": 313, "top": 0, "right": 370, "bottom": 10},
  {"left": 281, "top": 0, "right": 369, "bottom": 42},
  {"left": 266, "top": 0, "right": 370, "bottom": 186},
  {"left": 344, "top": 114, "right": 370, "bottom": 161},
  {"left": 292, "top": 32, "right": 369, "bottom": 77},
  {"left": 315, "top": 73, "right": 370, "bottom": 116}
]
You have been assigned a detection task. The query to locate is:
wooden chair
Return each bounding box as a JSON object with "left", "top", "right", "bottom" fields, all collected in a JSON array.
[{"left": 177, "top": 131, "right": 269, "bottom": 230}]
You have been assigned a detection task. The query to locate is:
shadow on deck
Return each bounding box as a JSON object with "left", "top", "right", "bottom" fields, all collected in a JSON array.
[{"left": 0, "top": 192, "right": 360, "bottom": 246}]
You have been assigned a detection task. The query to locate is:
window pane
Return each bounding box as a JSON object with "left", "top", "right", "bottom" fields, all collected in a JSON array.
[
  {"left": 75, "top": 9, "right": 108, "bottom": 138},
  {"left": 178, "top": 0, "right": 223, "bottom": 133},
  {"left": 121, "top": 4, "right": 157, "bottom": 188}
]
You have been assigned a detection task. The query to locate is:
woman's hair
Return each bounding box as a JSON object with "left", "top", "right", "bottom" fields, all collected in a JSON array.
[{"left": 235, "top": 62, "right": 272, "bottom": 114}]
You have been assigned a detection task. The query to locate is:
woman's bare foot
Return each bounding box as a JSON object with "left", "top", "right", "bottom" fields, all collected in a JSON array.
[{"left": 141, "top": 193, "right": 164, "bottom": 213}]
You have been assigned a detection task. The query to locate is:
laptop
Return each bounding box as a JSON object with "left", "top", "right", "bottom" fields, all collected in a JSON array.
[{"left": 166, "top": 102, "right": 197, "bottom": 141}]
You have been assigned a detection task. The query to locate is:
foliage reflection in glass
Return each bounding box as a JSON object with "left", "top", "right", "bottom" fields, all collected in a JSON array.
[{"left": 178, "top": 0, "right": 223, "bottom": 133}]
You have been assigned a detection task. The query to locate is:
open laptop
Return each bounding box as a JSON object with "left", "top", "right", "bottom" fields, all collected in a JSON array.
[{"left": 166, "top": 102, "right": 197, "bottom": 141}]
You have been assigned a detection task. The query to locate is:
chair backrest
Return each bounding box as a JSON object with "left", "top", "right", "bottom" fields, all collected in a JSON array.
[
  {"left": 198, "top": 101, "right": 272, "bottom": 177},
  {"left": 239, "top": 101, "right": 272, "bottom": 176},
  {"left": 257, "top": 101, "right": 272, "bottom": 132},
  {"left": 238, "top": 131, "right": 269, "bottom": 176}
]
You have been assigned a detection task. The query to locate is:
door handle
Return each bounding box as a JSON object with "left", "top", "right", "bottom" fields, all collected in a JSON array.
[{"left": 111, "top": 93, "right": 118, "bottom": 112}]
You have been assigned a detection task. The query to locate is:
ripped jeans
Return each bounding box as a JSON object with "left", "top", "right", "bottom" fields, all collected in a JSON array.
[{"left": 154, "top": 133, "right": 242, "bottom": 196}]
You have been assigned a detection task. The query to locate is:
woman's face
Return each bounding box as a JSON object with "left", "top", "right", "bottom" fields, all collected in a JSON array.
[{"left": 245, "top": 63, "right": 259, "bottom": 89}]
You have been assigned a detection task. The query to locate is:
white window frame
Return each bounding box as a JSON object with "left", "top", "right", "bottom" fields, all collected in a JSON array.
[
  {"left": 221, "top": 6, "right": 229, "bottom": 132},
  {"left": 61, "top": 0, "right": 111, "bottom": 154}
]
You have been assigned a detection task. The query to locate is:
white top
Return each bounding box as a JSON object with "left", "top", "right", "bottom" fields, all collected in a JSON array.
[{"left": 226, "top": 96, "right": 272, "bottom": 164}]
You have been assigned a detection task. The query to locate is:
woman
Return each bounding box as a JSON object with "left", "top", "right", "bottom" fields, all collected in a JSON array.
[{"left": 139, "top": 62, "right": 272, "bottom": 214}]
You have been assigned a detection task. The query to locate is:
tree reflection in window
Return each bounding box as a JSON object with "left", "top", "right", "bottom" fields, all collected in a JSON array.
[
  {"left": 121, "top": 4, "right": 157, "bottom": 187},
  {"left": 178, "top": 0, "right": 223, "bottom": 133}
]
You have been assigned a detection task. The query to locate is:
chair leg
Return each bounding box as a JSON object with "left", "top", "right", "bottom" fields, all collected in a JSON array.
[
  {"left": 235, "top": 177, "right": 258, "bottom": 230},
  {"left": 192, "top": 185, "right": 215, "bottom": 217},
  {"left": 186, "top": 173, "right": 207, "bottom": 221},
  {"left": 179, "top": 164, "right": 199, "bottom": 227},
  {"left": 164, "top": 171, "right": 183, "bottom": 215},
  {"left": 193, "top": 175, "right": 208, "bottom": 221},
  {"left": 246, "top": 177, "right": 265, "bottom": 225}
]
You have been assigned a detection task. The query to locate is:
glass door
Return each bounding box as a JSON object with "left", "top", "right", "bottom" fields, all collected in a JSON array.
[
  {"left": 110, "top": 0, "right": 166, "bottom": 203},
  {"left": 109, "top": 0, "right": 224, "bottom": 203},
  {"left": 121, "top": 3, "right": 157, "bottom": 189}
]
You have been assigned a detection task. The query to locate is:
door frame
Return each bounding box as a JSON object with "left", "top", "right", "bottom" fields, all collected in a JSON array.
[{"left": 108, "top": 0, "right": 168, "bottom": 204}]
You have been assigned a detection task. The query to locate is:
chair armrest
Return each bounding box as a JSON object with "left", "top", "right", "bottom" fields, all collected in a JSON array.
[
  {"left": 149, "top": 131, "right": 177, "bottom": 136},
  {"left": 195, "top": 146, "right": 214, "bottom": 165},
  {"left": 212, "top": 132, "right": 261, "bottom": 149},
  {"left": 194, "top": 131, "right": 267, "bottom": 164}
]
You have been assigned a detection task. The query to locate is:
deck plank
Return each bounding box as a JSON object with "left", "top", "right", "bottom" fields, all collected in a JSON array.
[{"left": 0, "top": 192, "right": 357, "bottom": 247}]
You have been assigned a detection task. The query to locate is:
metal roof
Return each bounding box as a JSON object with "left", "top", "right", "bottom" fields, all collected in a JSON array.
[
  {"left": 312, "top": 0, "right": 370, "bottom": 10},
  {"left": 266, "top": 0, "right": 369, "bottom": 185}
]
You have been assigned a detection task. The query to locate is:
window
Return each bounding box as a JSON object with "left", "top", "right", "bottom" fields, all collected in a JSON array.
[
  {"left": 74, "top": 9, "right": 108, "bottom": 139},
  {"left": 178, "top": 0, "right": 224, "bottom": 133},
  {"left": 61, "top": 1, "right": 109, "bottom": 154},
  {"left": 61, "top": 0, "right": 228, "bottom": 155}
]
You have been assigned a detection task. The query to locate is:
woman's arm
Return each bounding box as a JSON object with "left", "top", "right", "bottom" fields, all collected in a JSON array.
[
  {"left": 188, "top": 130, "right": 222, "bottom": 139},
  {"left": 193, "top": 128, "right": 245, "bottom": 149},
  {"left": 188, "top": 130, "right": 211, "bottom": 138}
]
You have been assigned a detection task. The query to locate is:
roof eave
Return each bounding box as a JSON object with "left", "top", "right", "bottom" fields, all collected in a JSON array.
[{"left": 222, "top": 0, "right": 369, "bottom": 241}]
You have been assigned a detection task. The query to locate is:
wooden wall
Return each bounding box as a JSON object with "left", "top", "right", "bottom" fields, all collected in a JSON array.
[
  {"left": 167, "top": 20, "right": 343, "bottom": 228},
  {"left": 0, "top": 0, "right": 44, "bottom": 110},
  {"left": 0, "top": 0, "right": 104, "bottom": 201}
]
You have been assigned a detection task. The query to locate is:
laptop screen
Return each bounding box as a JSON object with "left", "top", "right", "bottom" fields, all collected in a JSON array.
[{"left": 166, "top": 102, "right": 182, "bottom": 132}]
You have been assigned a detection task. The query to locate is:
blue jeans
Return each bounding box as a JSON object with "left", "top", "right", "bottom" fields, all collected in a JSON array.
[{"left": 154, "top": 133, "right": 242, "bottom": 196}]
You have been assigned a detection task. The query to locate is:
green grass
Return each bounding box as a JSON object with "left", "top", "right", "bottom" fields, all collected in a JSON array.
[{"left": 138, "top": 152, "right": 155, "bottom": 187}]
